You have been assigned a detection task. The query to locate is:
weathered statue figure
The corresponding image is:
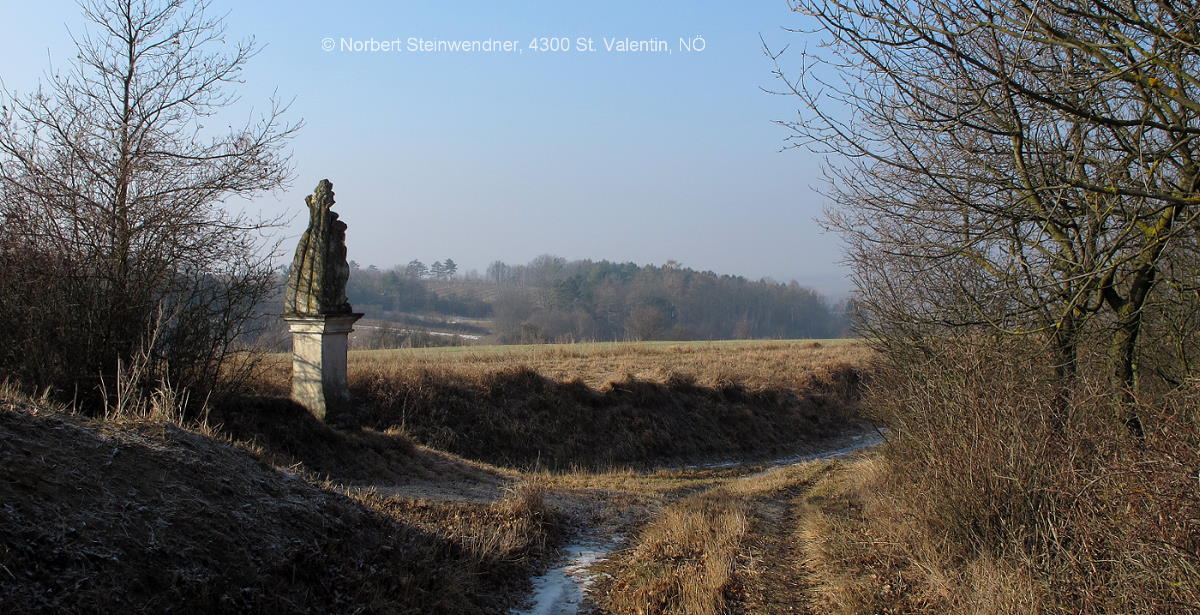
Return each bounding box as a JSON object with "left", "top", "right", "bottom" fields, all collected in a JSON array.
[{"left": 284, "top": 179, "right": 353, "bottom": 315}]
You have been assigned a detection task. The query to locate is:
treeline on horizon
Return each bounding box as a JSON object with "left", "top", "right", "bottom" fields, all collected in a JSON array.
[{"left": 344, "top": 255, "right": 848, "bottom": 343}]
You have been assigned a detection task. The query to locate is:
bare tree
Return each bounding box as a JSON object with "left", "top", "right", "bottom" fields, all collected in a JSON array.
[
  {"left": 0, "top": 0, "right": 299, "bottom": 408},
  {"left": 772, "top": 0, "right": 1200, "bottom": 431}
]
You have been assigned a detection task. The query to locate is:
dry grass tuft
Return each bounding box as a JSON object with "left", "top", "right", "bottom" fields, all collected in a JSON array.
[
  {"left": 596, "top": 487, "right": 752, "bottom": 615},
  {"left": 592, "top": 461, "right": 833, "bottom": 615}
]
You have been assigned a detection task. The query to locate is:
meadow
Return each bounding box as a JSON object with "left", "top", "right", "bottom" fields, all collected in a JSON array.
[{"left": 246, "top": 339, "right": 872, "bottom": 469}]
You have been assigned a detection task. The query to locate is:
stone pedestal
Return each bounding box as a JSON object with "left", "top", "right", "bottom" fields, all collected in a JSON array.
[{"left": 283, "top": 313, "right": 363, "bottom": 420}]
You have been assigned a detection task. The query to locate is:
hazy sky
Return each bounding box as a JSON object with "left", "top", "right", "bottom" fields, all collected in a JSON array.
[{"left": 2, "top": 1, "right": 850, "bottom": 296}]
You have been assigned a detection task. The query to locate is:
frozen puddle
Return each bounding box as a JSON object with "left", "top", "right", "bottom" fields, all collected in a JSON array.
[
  {"left": 511, "top": 542, "right": 612, "bottom": 615},
  {"left": 686, "top": 430, "right": 885, "bottom": 471},
  {"left": 759, "top": 430, "right": 884, "bottom": 467}
]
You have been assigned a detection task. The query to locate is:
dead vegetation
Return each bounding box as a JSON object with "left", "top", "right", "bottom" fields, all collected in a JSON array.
[
  {"left": 591, "top": 460, "right": 837, "bottom": 615},
  {"left": 795, "top": 456, "right": 941, "bottom": 614},
  {"left": 551, "top": 343, "right": 1198, "bottom": 615},
  {"left": 249, "top": 340, "right": 873, "bottom": 469},
  {"left": 0, "top": 340, "right": 876, "bottom": 614},
  {"left": 795, "top": 343, "right": 1200, "bottom": 615},
  {"left": 595, "top": 487, "right": 751, "bottom": 615}
]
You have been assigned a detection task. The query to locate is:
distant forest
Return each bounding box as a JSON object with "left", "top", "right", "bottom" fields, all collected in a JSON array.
[{"left": 346, "top": 256, "right": 849, "bottom": 343}]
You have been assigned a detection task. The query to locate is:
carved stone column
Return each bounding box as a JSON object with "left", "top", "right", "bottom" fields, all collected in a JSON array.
[
  {"left": 281, "top": 179, "right": 361, "bottom": 420},
  {"left": 283, "top": 313, "right": 362, "bottom": 420}
]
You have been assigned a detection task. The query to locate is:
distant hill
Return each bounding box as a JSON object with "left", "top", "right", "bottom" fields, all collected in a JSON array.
[{"left": 345, "top": 256, "right": 850, "bottom": 344}]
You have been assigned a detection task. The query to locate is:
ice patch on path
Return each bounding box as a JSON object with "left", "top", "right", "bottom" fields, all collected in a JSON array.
[
  {"left": 763, "top": 430, "right": 883, "bottom": 466},
  {"left": 511, "top": 542, "right": 611, "bottom": 615},
  {"left": 686, "top": 429, "right": 886, "bottom": 471}
]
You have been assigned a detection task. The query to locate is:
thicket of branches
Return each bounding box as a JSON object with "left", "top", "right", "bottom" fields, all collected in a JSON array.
[
  {"left": 775, "top": 0, "right": 1200, "bottom": 424},
  {"left": 0, "top": 0, "right": 297, "bottom": 410},
  {"left": 774, "top": 0, "right": 1200, "bottom": 609}
]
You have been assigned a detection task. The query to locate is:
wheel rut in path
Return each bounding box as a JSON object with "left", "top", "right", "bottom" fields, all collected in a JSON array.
[{"left": 733, "top": 483, "right": 823, "bottom": 615}]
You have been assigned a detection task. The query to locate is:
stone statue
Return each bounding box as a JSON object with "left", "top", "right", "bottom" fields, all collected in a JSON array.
[{"left": 284, "top": 179, "right": 353, "bottom": 315}]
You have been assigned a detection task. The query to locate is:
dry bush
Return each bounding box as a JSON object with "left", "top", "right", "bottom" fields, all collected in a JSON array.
[
  {"left": 0, "top": 0, "right": 292, "bottom": 413},
  {"left": 839, "top": 341, "right": 1200, "bottom": 614},
  {"left": 357, "top": 478, "right": 559, "bottom": 590},
  {"left": 475, "top": 481, "right": 553, "bottom": 562}
]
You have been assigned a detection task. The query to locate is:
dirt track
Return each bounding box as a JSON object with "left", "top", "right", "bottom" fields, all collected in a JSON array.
[
  {"left": 502, "top": 432, "right": 882, "bottom": 615},
  {"left": 731, "top": 482, "right": 822, "bottom": 614}
]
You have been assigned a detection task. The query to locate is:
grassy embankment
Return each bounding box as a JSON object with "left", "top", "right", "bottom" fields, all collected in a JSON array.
[
  {"left": 248, "top": 338, "right": 873, "bottom": 470},
  {"left": 0, "top": 384, "right": 556, "bottom": 615}
]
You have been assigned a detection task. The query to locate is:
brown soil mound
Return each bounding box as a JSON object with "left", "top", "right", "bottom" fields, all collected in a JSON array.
[{"left": 0, "top": 398, "right": 555, "bottom": 614}]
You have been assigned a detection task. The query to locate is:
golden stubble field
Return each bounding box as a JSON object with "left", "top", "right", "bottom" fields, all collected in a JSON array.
[
  {"left": 247, "top": 339, "right": 876, "bottom": 470},
  {"left": 253, "top": 338, "right": 872, "bottom": 395}
]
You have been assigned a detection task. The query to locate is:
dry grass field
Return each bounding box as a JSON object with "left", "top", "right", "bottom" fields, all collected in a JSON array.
[
  {"left": 247, "top": 339, "right": 874, "bottom": 469},
  {"left": 253, "top": 338, "right": 865, "bottom": 392}
]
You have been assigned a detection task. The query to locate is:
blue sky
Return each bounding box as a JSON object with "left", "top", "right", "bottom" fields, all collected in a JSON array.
[{"left": 2, "top": 1, "right": 848, "bottom": 295}]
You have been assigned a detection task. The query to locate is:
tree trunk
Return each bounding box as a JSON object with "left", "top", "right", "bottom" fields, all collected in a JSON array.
[
  {"left": 1049, "top": 317, "right": 1079, "bottom": 431},
  {"left": 1105, "top": 265, "right": 1157, "bottom": 438}
]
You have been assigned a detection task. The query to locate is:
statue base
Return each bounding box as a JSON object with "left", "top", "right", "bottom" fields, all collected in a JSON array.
[{"left": 282, "top": 313, "right": 363, "bottom": 420}]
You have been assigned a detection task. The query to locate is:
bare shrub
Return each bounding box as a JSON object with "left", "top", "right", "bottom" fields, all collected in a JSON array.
[
  {"left": 0, "top": 0, "right": 297, "bottom": 412},
  {"left": 859, "top": 341, "right": 1200, "bottom": 613}
]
